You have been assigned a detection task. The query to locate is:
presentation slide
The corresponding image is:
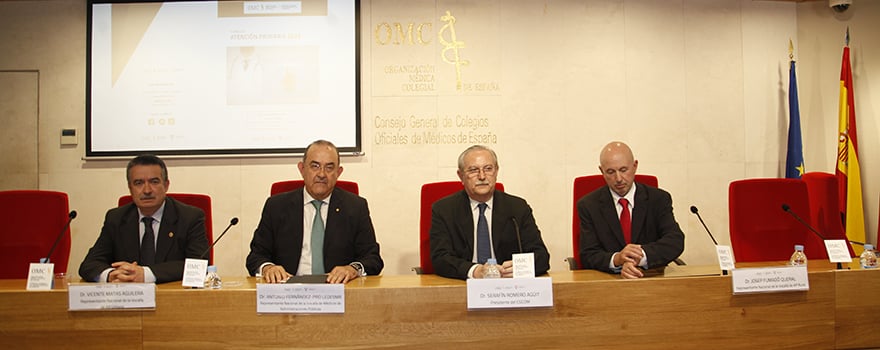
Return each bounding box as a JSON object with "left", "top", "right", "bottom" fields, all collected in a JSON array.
[{"left": 87, "top": 0, "right": 359, "bottom": 157}]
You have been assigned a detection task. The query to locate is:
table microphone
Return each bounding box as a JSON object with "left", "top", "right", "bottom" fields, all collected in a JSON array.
[
  {"left": 510, "top": 217, "right": 523, "bottom": 253},
  {"left": 199, "top": 217, "right": 239, "bottom": 260},
  {"left": 43, "top": 210, "right": 77, "bottom": 263},
  {"left": 689, "top": 206, "right": 718, "bottom": 245},
  {"left": 690, "top": 205, "right": 727, "bottom": 274},
  {"left": 782, "top": 204, "right": 862, "bottom": 266},
  {"left": 781, "top": 203, "right": 866, "bottom": 247},
  {"left": 781, "top": 203, "right": 827, "bottom": 240}
]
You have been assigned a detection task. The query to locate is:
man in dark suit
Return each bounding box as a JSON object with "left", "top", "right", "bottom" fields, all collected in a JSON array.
[
  {"left": 246, "top": 140, "right": 383, "bottom": 284},
  {"left": 430, "top": 145, "right": 550, "bottom": 280},
  {"left": 578, "top": 141, "right": 684, "bottom": 278},
  {"left": 79, "top": 155, "right": 208, "bottom": 283}
]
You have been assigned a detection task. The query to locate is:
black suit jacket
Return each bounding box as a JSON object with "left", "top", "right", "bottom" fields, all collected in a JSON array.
[
  {"left": 430, "top": 190, "right": 551, "bottom": 280},
  {"left": 578, "top": 182, "right": 684, "bottom": 273},
  {"left": 245, "top": 187, "right": 384, "bottom": 276},
  {"left": 78, "top": 197, "right": 209, "bottom": 283}
]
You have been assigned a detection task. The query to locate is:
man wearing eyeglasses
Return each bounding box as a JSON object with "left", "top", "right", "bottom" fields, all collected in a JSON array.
[
  {"left": 246, "top": 140, "right": 384, "bottom": 284},
  {"left": 430, "top": 145, "right": 551, "bottom": 280}
]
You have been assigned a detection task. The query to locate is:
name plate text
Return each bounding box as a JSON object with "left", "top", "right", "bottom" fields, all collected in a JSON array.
[
  {"left": 467, "top": 277, "right": 553, "bottom": 310},
  {"left": 256, "top": 283, "right": 344, "bottom": 314},
  {"left": 732, "top": 266, "right": 809, "bottom": 294},
  {"left": 68, "top": 283, "right": 156, "bottom": 310}
]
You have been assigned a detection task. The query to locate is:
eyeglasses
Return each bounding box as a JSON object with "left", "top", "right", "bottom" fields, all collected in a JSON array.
[
  {"left": 464, "top": 165, "right": 497, "bottom": 178},
  {"left": 307, "top": 162, "right": 337, "bottom": 173}
]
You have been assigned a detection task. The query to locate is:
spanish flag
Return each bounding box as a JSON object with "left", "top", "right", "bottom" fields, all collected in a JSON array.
[{"left": 835, "top": 28, "right": 866, "bottom": 253}]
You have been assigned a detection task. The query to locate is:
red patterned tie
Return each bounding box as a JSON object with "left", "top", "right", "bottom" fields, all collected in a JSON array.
[{"left": 619, "top": 198, "right": 631, "bottom": 244}]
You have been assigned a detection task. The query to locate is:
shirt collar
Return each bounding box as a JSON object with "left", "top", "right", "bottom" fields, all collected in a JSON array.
[
  {"left": 469, "top": 196, "right": 495, "bottom": 211},
  {"left": 138, "top": 200, "right": 166, "bottom": 222},
  {"left": 303, "top": 189, "right": 331, "bottom": 206},
  {"left": 609, "top": 183, "right": 636, "bottom": 207}
]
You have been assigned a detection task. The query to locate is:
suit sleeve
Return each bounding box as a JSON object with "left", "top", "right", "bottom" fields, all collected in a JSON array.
[
  {"left": 429, "top": 200, "right": 473, "bottom": 280},
  {"left": 246, "top": 197, "right": 277, "bottom": 276},
  {"left": 151, "top": 207, "right": 207, "bottom": 283},
  {"left": 641, "top": 190, "right": 685, "bottom": 269},
  {"left": 78, "top": 209, "right": 119, "bottom": 282},
  {"left": 351, "top": 198, "right": 384, "bottom": 275},
  {"left": 578, "top": 197, "right": 616, "bottom": 273}
]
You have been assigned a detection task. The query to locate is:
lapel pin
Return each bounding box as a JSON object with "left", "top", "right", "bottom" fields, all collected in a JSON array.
[
  {"left": 335, "top": 208, "right": 340, "bottom": 212},
  {"left": 168, "top": 232, "right": 174, "bottom": 238}
]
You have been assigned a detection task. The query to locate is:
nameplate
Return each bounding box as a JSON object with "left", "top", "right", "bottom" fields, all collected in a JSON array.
[
  {"left": 467, "top": 277, "right": 553, "bottom": 310},
  {"left": 26, "top": 263, "right": 55, "bottom": 291},
  {"left": 68, "top": 283, "right": 156, "bottom": 310},
  {"left": 512, "top": 252, "right": 535, "bottom": 278},
  {"left": 824, "top": 240, "right": 853, "bottom": 263},
  {"left": 182, "top": 258, "right": 209, "bottom": 288},
  {"left": 715, "top": 245, "right": 735, "bottom": 271},
  {"left": 731, "top": 266, "right": 809, "bottom": 294},
  {"left": 256, "top": 283, "right": 344, "bottom": 314}
]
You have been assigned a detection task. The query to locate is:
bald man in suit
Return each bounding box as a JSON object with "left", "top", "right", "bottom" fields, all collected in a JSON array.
[{"left": 578, "top": 142, "right": 684, "bottom": 279}]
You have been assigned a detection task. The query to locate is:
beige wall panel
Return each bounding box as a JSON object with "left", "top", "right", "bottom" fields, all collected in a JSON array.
[
  {"left": 677, "top": 0, "right": 746, "bottom": 265},
  {"left": 0, "top": 71, "right": 39, "bottom": 190}
]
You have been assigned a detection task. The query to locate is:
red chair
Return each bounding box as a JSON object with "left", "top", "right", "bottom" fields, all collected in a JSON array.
[
  {"left": 270, "top": 180, "right": 359, "bottom": 196},
  {"left": 567, "top": 175, "right": 658, "bottom": 269},
  {"left": 119, "top": 193, "right": 214, "bottom": 265},
  {"left": 728, "top": 178, "right": 826, "bottom": 262},
  {"left": 0, "top": 190, "right": 71, "bottom": 278},
  {"left": 414, "top": 181, "right": 504, "bottom": 274},
  {"left": 802, "top": 172, "right": 855, "bottom": 257}
]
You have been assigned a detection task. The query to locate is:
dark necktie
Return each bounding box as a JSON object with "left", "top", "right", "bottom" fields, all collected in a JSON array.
[
  {"left": 140, "top": 217, "right": 156, "bottom": 266},
  {"left": 477, "top": 203, "right": 491, "bottom": 264},
  {"left": 619, "top": 198, "right": 631, "bottom": 244},
  {"left": 311, "top": 200, "right": 325, "bottom": 274}
]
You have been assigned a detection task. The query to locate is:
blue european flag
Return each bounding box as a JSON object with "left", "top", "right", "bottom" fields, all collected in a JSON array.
[{"left": 785, "top": 60, "right": 805, "bottom": 179}]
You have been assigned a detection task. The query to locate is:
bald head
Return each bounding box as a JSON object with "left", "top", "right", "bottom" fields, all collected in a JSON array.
[
  {"left": 599, "top": 142, "right": 634, "bottom": 165},
  {"left": 598, "top": 141, "right": 638, "bottom": 197}
]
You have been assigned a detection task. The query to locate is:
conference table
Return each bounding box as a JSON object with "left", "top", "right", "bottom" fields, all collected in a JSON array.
[{"left": 1, "top": 261, "right": 877, "bottom": 349}]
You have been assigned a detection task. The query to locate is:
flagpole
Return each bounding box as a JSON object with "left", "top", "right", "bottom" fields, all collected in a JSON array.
[
  {"left": 785, "top": 39, "right": 804, "bottom": 179},
  {"left": 836, "top": 26, "right": 866, "bottom": 254}
]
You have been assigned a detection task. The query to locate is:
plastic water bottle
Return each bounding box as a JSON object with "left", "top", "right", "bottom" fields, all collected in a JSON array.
[
  {"left": 483, "top": 258, "right": 501, "bottom": 279},
  {"left": 788, "top": 245, "right": 808, "bottom": 267},
  {"left": 204, "top": 265, "right": 222, "bottom": 289},
  {"left": 860, "top": 244, "right": 878, "bottom": 269}
]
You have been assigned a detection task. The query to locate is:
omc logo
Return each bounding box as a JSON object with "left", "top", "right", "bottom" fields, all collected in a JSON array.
[{"left": 373, "top": 10, "right": 469, "bottom": 90}]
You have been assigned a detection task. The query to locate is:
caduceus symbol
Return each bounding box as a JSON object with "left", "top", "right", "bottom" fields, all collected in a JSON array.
[{"left": 438, "top": 10, "right": 469, "bottom": 90}]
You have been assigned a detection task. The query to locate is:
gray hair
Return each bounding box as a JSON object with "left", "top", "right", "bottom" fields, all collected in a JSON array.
[{"left": 457, "top": 145, "right": 498, "bottom": 171}]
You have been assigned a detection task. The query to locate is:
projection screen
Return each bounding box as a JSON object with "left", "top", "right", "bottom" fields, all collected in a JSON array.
[{"left": 87, "top": 0, "right": 360, "bottom": 157}]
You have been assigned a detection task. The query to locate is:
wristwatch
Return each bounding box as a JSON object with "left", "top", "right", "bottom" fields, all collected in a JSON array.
[{"left": 349, "top": 262, "right": 366, "bottom": 277}]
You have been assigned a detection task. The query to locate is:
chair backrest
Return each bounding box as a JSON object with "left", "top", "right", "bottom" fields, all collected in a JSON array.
[
  {"left": 728, "top": 178, "right": 825, "bottom": 262},
  {"left": 802, "top": 172, "right": 855, "bottom": 257},
  {"left": 570, "top": 175, "right": 658, "bottom": 269},
  {"left": 118, "top": 193, "right": 214, "bottom": 265},
  {"left": 270, "top": 180, "right": 360, "bottom": 196},
  {"left": 417, "top": 181, "right": 505, "bottom": 274},
  {"left": 0, "top": 190, "right": 71, "bottom": 278}
]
